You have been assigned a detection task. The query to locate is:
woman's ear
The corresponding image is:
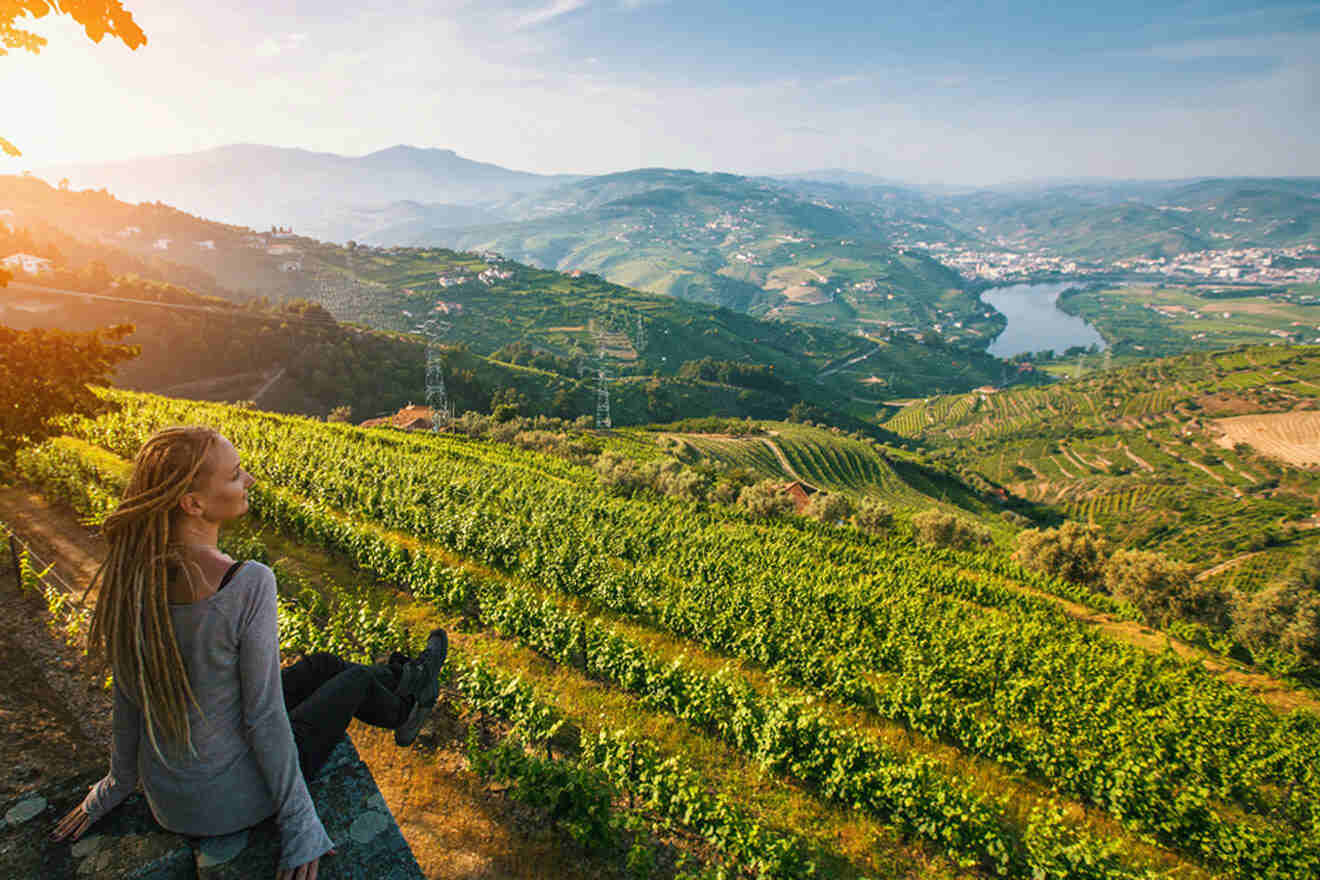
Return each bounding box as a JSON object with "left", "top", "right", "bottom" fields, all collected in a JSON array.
[{"left": 177, "top": 491, "right": 205, "bottom": 518}]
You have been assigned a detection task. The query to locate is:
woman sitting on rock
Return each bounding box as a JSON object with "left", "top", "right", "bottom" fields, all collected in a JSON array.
[{"left": 48, "top": 426, "right": 447, "bottom": 880}]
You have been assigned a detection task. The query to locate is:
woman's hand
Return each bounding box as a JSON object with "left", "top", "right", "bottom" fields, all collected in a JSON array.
[
  {"left": 49, "top": 804, "right": 93, "bottom": 843},
  {"left": 276, "top": 849, "right": 335, "bottom": 880}
]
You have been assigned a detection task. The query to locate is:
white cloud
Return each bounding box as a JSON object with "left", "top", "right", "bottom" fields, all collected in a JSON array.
[
  {"left": 514, "top": 0, "right": 592, "bottom": 29},
  {"left": 255, "top": 31, "right": 309, "bottom": 58}
]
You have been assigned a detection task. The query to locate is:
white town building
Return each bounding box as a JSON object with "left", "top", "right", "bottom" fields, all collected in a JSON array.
[{"left": 1, "top": 253, "right": 52, "bottom": 275}]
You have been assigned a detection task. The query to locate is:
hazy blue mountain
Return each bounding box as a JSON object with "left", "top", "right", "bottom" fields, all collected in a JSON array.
[
  {"left": 941, "top": 177, "right": 1320, "bottom": 258},
  {"left": 769, "top": 169, "right": 971, "bottom": 197},
  {"left": 41, "top": 144, "right": 577, "bottom": 242}
]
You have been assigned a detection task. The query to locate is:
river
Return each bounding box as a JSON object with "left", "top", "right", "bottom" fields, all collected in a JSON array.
[{"left": 980, "top": 281, "right": 1107, "bottom": 358}]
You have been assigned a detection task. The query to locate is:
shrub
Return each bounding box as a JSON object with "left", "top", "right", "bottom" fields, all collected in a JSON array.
[
  {"left": 1232, "top": 557, "right": 1320, "bottom": 666},
  {"left": 738, "top": 479, "right": 796, "bottom": 519},
  {"left": 710, "top": 468, "right": 756, "bottom": 506},
  {"left": 649, "top": 460, "right": 706, "bottom": 502},
  {"left": 593, "top": 452, "right": 647, "bottom": 497},
  {"left": 805, "top": 492, "right": 853, "bottom": 524},
  {"left": 912, "top": 509, "right": 992, "bottom": 550},
  {"left": 852, "top": 498, "right": 894, "bottom": 535},
  {"left": 1103, "top": 550, "right": 1214, "bottom": 627},
  {"left": 1012, "top": 522, "right": 1109, "bottom": 587}
]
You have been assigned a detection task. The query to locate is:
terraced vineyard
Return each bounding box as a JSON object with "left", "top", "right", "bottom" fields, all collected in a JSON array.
[
  {"left": 12, "top": 387, "right": 1320, "bottom": 878},
  {"left": 885, "top": 345, "right": 1320, "bottom": 577},
  {"left": 657, "top": 421, "right": 1008, "bottom": 526}
]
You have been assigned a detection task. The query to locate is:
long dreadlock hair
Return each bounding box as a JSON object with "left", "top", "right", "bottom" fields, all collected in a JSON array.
[{"left": 85, "top": 425, "right": 221, "bottom": 763}]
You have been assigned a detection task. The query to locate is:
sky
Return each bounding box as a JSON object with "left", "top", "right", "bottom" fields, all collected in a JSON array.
[{"left": 2, "top": 0, "right": 1318, "bottom": 185}]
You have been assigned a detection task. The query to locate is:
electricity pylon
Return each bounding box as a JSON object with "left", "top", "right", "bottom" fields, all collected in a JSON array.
[
  {"left": 594, "top": 327, "right": 612, "bottom": 429},
  {"left": 420, "top": 317, "right": 452, "bottom": 430}
]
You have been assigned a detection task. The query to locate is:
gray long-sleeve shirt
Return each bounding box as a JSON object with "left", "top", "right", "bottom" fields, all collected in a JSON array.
[{"left": 81, "top": 561, "right": 334, "bottom": 870}]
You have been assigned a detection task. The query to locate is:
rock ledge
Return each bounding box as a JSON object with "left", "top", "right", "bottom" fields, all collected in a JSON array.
[{"left": 0, "top": 737, "right": 423, "bottom": 879}]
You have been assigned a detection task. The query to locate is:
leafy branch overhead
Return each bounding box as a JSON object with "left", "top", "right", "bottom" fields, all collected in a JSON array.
[{"left": 1, "top": 1, "right": 146, "bottom": 156}]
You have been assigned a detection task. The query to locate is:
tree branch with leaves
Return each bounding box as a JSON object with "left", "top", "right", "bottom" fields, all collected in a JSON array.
[{"left": 1, "top": 1, "right": 146, "bottom": 156}]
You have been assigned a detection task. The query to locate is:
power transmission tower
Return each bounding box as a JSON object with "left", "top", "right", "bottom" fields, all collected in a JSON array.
[
  {"left": 1074, "top": 355, "right": 1085, "bottom": 381},
  {"left": 594, "top": 327, "right": 612, "bottom": 429},
  {"left": 634, "top": 313, "right": 647, "bottom": 354},
  {"left": 1103, "top": 347, "right": 1112, "bottom": 372},
  {"left": 421, "top": 317, "right": 453, "bottom": 430}
]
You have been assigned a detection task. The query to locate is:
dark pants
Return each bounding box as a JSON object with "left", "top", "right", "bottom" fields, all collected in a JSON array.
[{"left": 281, "top": 652, "right": 409, "bottom": 781}]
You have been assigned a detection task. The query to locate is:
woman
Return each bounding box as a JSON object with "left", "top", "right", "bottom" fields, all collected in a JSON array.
[{"left": 48, "top": 426, "right": 446, "bottom": 880}]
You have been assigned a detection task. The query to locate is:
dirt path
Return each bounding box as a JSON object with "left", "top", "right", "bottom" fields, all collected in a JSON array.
[
  {"left": 1194, "top": 550, "right": 1266, "bottom": 583},
  {"left": 760, "top": 438, "right": 804, "bottom": 482},
  {"left": 0, "top": 488, "right": 106, "bottom": 596},
  {"left": 251, "top": 366, "right": 287, "bottom": 406},
  {"left": 0, "top": 491, "right": 113, "bottom": 808},
  {"left": 1121, "top": 444, "right": 1155, "bottom": 472}
]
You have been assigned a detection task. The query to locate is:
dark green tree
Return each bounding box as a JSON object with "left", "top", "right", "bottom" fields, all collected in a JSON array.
[{"left": 0, "top": 323, "right": 139, "bottom": 465}]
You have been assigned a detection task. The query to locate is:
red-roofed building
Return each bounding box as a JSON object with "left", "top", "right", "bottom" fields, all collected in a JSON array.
[
  {"left": 359, "top": 404, "right": 438, "bottom": 432},
  {"left": 781, "top": 480, "right": 819, "bottom": 513}
]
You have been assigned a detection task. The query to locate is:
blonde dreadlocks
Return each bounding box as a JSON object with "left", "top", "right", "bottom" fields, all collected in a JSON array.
[{"left": 85, "top": 426, "right": 220, "bottom": 763}]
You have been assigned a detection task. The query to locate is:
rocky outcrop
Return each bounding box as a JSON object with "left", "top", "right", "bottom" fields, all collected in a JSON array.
[{"left": 0, "top": 737, "right": 422, "bottom": 879}]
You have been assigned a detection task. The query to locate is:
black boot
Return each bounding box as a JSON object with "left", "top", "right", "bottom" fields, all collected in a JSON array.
[{"left": 395, "top": 628, "right": 447, "bottom": 747}]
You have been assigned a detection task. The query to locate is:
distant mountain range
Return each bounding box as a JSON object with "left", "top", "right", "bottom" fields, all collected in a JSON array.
[
  {"left": 36, "top": 145, "right": 1320, "bottom": 340},
  {"left": 43, "top": 144, "right": 578, "bottom": 242}
]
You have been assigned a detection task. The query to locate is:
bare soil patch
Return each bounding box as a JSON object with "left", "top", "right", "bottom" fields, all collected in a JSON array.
[
  {"left": 1212, "top": 410, "right": 1320, "bottom": 467},
  {"left": 1195, "top": 393, "right": 1272, "bottom": 417}
]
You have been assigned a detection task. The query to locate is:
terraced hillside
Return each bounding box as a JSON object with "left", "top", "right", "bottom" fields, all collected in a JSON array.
[
  {"left": 0, "top": 174, "right": 1007, "bottom": 417},
  {"left": 884, "top": 344, "right": 1320, "bottom": 592},
  {"left": 656, "top": 421, "right": 1007, "bottom": 525},
  {"left": 10, "top": 388, "right": 1320, "bottom": 879},
  {"left": 397, "top": 170, "right": 1002, "bottom": 344}
]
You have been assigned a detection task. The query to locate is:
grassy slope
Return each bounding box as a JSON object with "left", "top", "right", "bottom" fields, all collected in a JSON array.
[{"left": 0, "top": 175, "right": 1007, "bottom": 424}]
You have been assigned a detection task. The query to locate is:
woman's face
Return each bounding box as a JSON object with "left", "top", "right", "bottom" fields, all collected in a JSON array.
[{"left": 186, "top": 436, "right": 256, "bottom": 524}]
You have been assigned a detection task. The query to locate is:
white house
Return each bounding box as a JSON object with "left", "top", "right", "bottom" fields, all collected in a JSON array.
[
  {"left": 196, "top": 239, "right": 216, "bottom": 250},
  {"left": 2, "top": 253, "right": 53, "bottom": 275},
  {"left": 154, "top": 237, "right": 172, "bottom": 250},
  {"left": 116, "top": 225, "right": 141, "bottom": 238},
  {"left": 267, "top": 244, "right": 298, "bottom": 256},
  {"left": 279, "top": 260, "right": 302, "bottom": 272}
]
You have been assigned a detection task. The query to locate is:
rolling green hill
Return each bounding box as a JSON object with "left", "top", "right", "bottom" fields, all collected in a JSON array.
[
  {"left": 385, "top": 169, "right": 1003, "bottom": 344},
  {"left": 939, "top": 178, "right": 1320, "bottom": 261},
  {"left": 0, "top": 175, "right": 1009, "bottom": 425}
]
